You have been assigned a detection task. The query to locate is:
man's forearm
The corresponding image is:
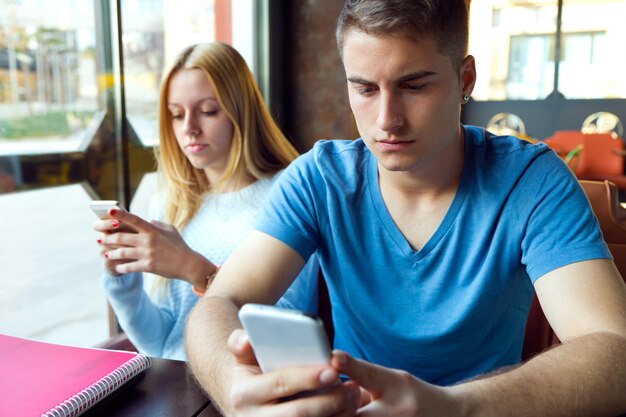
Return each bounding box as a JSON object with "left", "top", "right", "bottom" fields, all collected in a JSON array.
[
  {"left": 450, "top": 332, "right": 626, "bottom": 417},
  {"left": 185, "top": 296, "right": 240, "bottom": 415}
]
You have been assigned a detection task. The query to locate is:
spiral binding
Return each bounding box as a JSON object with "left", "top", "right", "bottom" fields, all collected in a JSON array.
[{"left": 41, "top": 354, "right": 152, "bottom": 417}]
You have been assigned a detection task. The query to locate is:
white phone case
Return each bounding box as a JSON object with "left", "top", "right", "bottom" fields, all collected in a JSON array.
[
  {"left": 89, "top": 200, "right": 121, "bottom": 219},
  {"left": 238, "top": 303, "right": 331, "bottom": 373}
]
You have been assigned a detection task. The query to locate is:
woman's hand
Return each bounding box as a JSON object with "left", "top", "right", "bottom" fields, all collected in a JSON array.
[
  {"left": 93, "top": 211, "right": 137, "bottom": 276},
  {"left": 226, "top": 329, "right": 361, "bottom": 417},
  {"left": 95, "top": 209, "right": 215, "bottom": 284}
]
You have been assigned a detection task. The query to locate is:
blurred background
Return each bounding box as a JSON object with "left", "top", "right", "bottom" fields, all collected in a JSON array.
[{"left": 0, "top": 0, "right": 624, "bottom": 347}]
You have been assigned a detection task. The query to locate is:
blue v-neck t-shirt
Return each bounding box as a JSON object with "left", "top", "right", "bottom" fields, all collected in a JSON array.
[{"left": 255, "top": 125, "right": 610, "bottom": 385}]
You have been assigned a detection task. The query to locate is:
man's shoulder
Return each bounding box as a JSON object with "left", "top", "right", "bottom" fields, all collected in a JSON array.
[
  {"left": 294, "top": 138, "right": 369, "bottom": 173},
  {"left": 464, "top": 125, "right": 549, "bottom": 157},
  {"left": 277, "top": 139, "right": 370, "bottom": 194},
  {"left": 309, "top": 138, "right": 367, "bottom": 156}
]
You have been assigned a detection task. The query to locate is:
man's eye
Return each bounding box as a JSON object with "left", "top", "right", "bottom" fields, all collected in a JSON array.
[
  {"left": 357, "top": 86, "right": 375, "bottom": 95},
  {"left": 404, "top": 84, "right": 425, "bottom": 92}
]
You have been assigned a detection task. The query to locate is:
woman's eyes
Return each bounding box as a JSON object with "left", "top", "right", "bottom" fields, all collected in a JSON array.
[{"left": 170, "top": 110, "right": 218, "bottom": 119}]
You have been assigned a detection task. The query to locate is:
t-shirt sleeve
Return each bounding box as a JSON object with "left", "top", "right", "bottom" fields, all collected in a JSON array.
[
  {"left": 254, "top": 151, "right": 323, "bottom": 261},
  {"left": 519, "top": 151, "right": 611, "bottom": 281}
]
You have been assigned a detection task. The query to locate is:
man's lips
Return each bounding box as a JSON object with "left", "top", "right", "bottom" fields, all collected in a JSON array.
[
  {"left": 376, "top": 139, "right": 414, "bottom": 150},
  {"left": 377, "top": 139, "right": 413, "bottom": 144}
]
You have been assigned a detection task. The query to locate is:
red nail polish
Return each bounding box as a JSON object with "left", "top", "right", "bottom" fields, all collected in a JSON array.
[
  {"left": 104, "top": 253, "right": 109, "bottom": 259},
  {"left": 109, "top": 209, "right": 118, "bottom": 216},
  {"left": 97, "top": 239, "right": 102, "bottom": 244},
  {"left": 111, "top": 221, "right": 119, "bottom": 228}
]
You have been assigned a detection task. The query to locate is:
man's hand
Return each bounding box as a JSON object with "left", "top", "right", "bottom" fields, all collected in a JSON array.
[
  {"left": 227, "top": 329, "right": 361, "bottom": 417},
  {"left": 332, "top": 350, "right": 461, "bottom": 417},
  {"left": 95, "top": 209, "right": 213, "bottom": 284}
]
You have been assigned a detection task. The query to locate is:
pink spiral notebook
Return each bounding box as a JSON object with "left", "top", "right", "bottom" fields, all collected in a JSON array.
[{"left": 0, "top": 333, "right": 151, "bottom": 417}]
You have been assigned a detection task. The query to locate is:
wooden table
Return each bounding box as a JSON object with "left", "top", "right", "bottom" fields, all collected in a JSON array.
[
  {"left": 81, "top": 357, "right": 626, "bottom": 417},
  {"left": 82, "top": 358, "right": 221, "bottom": 416}
]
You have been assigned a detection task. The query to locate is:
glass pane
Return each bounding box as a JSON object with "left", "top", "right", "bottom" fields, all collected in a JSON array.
[
  {"left": 469, "top": 0, "right": 558, "bottom": 100},
  {"left": 508, "top": 34, "right": 554, "bottom": 99},
  {"left": 559, "top": 0, "right": 626, "bottom": 99},
  {"left": 0, "top": 185, "right": 108, "bottom": 346},
  {"left": 0, "top": 0, "right": 103, "bottom": 154},
  {"left": 122, "top": 0, "right": 217, "bottom": 146}
]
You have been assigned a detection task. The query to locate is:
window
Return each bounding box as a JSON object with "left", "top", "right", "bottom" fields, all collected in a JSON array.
[
  {"left": 0, "top": 0, "right": 108, "bottom": 348},
  {"left": 0, "top": 0, "right": 102, "bottom": 153},
  {"left": 507, "top": 34, "right": 554, "bottom": 100},
  {"left": 559, "top": 0, "right": 625, "bottom": 99},
  {"left": 559, "top": 31, "right": 607, "bottom": 99},
  {"left": 122, "top": 0, "right": 218, "bottom": 146},
  {"left": 0, "top": 0, "right": 257, "bottom": 348},
  {"left": 469, "top": 0, "right": 626, "bottom": 101}
]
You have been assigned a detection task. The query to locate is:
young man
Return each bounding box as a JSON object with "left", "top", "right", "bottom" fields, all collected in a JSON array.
[{"left": 186, "top": 1, "right": 626, "bottom": 415}]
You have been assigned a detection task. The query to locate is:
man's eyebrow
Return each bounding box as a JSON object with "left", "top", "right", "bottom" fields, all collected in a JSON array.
[
  {"left": 347, "top": 70, "right": 437, "bottom": 85},
  {"left": 347, "top": 77, "right": 372, "bottom": 84},
  {"left": 396, "top": 71, "right": 437, "bottom": 83}
]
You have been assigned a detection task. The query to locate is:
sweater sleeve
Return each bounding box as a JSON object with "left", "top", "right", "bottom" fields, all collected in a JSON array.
[{"left": 102, "top": 271, "right": 176, "bottom": 357}]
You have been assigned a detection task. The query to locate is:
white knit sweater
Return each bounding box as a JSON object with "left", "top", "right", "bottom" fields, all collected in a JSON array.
[{"left": 103, "top": 176, "right": 319, "bottom": 360}]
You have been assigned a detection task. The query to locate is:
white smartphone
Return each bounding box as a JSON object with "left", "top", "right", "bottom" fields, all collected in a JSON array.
[
  {"left": 238, "top": 303, "right": 331, "bottom": 373},
  {"left": 89, "top": 200, "right": 122, "bottom": 220}
]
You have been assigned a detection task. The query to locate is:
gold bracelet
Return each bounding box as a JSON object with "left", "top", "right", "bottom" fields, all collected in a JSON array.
[{"left": 191, "top": 265, "right": 221, "bottom": 297}]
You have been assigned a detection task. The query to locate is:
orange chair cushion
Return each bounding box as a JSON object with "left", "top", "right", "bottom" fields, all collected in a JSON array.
[{"left": 543, "top": 131, "right": 624, "bottom": 179}]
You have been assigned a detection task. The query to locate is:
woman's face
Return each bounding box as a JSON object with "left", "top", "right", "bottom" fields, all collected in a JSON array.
[{"left": 167, "top": 68, "right": 235, "bottom": 182}]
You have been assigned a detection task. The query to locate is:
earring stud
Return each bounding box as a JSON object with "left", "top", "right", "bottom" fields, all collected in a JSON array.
[{"left": 463, "top": 94, "right": 470, "bottom": 102}]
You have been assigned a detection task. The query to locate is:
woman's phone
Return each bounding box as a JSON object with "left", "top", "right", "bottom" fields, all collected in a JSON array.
[
  {"left": 89, "top": 200, "right": 122, "bottom": 219},
  {"left": 238, "top": 303, "right": 331, "bottom": 373}
]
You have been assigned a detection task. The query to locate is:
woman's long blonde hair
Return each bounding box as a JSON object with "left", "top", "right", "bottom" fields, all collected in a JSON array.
[{"left": 156, "top": 42, "right": 299, "bottom": 230}]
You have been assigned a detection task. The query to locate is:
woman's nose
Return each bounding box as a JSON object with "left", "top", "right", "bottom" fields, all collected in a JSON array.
[{"left": 183, "top": 116, "right": 200, "bottom": 136}]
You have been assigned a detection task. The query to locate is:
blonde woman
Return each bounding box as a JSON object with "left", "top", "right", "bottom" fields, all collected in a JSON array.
[{"left": 93, "top": 43, "right": 318, "bottom": 360}]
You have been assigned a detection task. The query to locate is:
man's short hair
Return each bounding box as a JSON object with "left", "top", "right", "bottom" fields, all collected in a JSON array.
[{"left": 336, "top": 0, "right": 470, "bottom": 72}]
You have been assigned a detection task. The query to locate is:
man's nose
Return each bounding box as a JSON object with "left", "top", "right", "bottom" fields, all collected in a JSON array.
[{"left": 376, "top": 92, "right": 404, "bottom": 132}]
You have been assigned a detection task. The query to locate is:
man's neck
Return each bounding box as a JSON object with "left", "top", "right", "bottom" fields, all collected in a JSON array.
[
  {"left": 378, "top": 131, "right": 465, "bottom": 201},
  {"left": 377, "top": 132, "right": 465, "bottom": 251}
]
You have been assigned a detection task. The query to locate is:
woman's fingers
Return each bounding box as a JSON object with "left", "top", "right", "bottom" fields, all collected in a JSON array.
[
  {"left": 99, "top": 229, "right": 147, "bottom": 249},
  {"left": 108, "top": 209, "right": 152, "bottom": 233}
]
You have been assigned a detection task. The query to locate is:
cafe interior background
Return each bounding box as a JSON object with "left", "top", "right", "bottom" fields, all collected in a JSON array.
[{"left": 0, "top": 0, "right": 624, "bottom": 348}]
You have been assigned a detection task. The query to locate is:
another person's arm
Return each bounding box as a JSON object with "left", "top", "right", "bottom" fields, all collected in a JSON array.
[
  {"left": 94, "top": 208, "right": 215, "bottom": 357},
  {"left": 185, "top": 231, "right": 360, "bottom": 416},
  {"left": 102, "top": 270, "right": 175, "bottom": 357},
  {"left": 95, "top": 209, "right": 218, "bottom": 292}
]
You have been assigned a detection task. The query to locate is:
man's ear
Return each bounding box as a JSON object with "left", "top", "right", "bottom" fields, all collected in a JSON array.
[{"left": 460, "top": 55, "right": 477, "bottom": 98}]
